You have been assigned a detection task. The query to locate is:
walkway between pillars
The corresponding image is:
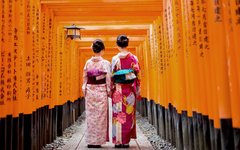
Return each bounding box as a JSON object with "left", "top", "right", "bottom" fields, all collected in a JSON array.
[
  {"left": 62, "top": 120, "right": 154, "bottom": 150},
  {"left": 62, "top": 98, "right": 154, "bottom": 150}
]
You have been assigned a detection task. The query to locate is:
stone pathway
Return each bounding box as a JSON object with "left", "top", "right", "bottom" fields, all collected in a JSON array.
[
  {"left": 43, "top": 98, "right": 176, "bottom": 150},
  {"left": 61, "top": 120, "right": 153, "bottom": 150}
]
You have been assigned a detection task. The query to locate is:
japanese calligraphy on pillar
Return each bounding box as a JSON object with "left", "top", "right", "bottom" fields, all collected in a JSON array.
[
  {"left": 153, "top": 22, "right": 159, "bottom": 69},
  {"left": 235, "top": 0, "right": 240, "bottom": 25},
  {"left": 13, "top": 17, "right": 18, "bottom": 102},
  {"left": 214, "top": 0, "right": 223, "bottom": 22},
  {"left": 35, "top": 1, "right": 41, "bottom": 101},
  {"left": 173, "top": 0, "right": 182, "bottom": 57},
  {"left": 167, "top": 1, "right": 174, "bottom": 51},
  {"left": 181, "top": 0, "right": 190, "bottom": 56},
  {"left": 0, "top": 1, "right": 1, "bottom": 65},
  {"left": 61, "top": 29, "right": 66, "bottom": 103},
  {"left": 224, "top": 0, "right": 234, "bottom": 31},
  {"left": 25, "top": 0, "right": 32, "bottom": 100},
  {"left": 6, "top": 0, "right": 13, "bottom": 103},
  {"left": 154, "top": 18, "right": 161, "bottom": 74},
  {"left": 51, "top": 23, "right": 57, "bottom": 105},
  {"left": 11, "top": 0, "right": 23, "bottom": 116},
  {"left": 44, "top": 10, "right": 50, "bottom": 101},
  {"left": 167, "top": 5, "right": 171, "bottom": 65},
  {"left": 41, "top": 9, "right": 46, "bottom": 100},
  {"left": 149, "top": 25, "right": 155, "bottom": 68},
  {"left": 190, "top": 0, "right": 197, "bottom": 46},
  {"left": 18, "top": 0, "right": 25, "bottom": 105},
  {"left": 0, "top": 0, "right": 6, "bottom": 105},
  {"left": 196, "top": 0, "right": 204, "bottom": 57},
  {"left": 58, "top": 28, "right": 64, "bottom": 98},
  {"left": 31, "top": 0, "right": 36, "bottom": 102},
  {"left": 159, "top": 23, "right": 164, "bottom": 74},
  {"left": 163, "top": 2, "right": 168, "bottom": 71},
  {"left": 65, "top": 38, "right": 71, "bottom": 98},
  {"left": 166, "top": 0, "right": 174, "bottom": 66},
  {"left": 201, "top": 0, "right": 210, "bottom": 52},
  {"left": 26, "top": 0, "right": 31, "bottom": 35},
  {"left": 45, "top": 12, "right": 49, "bottom": 100},
  {"left": 48, "top": 14, "right": 53, "bottom": 99}
]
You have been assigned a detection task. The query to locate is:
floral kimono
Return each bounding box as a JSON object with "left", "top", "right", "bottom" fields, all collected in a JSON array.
[
  {"left": 111, "top": 52, "right": 141, "bottom": 144},
  {"left": 82, "top": 56, "right": 111, "bottom": 145}
]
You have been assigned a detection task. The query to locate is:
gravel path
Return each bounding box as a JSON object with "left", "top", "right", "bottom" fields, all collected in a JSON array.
[
  {"left": 43, "top": 114, "right": 86, "bottom": 150},
  {"left": 43, "top": 112, "right": 176, "bottom": 150},
  {"left": 136, "top": 112, "right": 176, "bottom": 150}
]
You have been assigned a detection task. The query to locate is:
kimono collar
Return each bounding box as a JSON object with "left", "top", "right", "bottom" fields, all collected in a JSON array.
[
  {"left": 117, "top": 52, "right": 131, "bottom": 59},
  {"left": 91, "top": 56, "right": 103, "bottom": 62}
]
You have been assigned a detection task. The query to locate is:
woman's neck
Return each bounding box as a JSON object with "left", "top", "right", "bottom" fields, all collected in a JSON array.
[
  {"left": 119, "top": 48, "right": 128, "bottom": 53},
  {"left": 95, "top": 53, "right": 101, "bottom": 57}
]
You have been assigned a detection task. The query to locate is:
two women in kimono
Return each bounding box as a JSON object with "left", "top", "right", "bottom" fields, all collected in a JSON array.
[{"left": 82, "top": 35, "right": 141, "bottom": 148}]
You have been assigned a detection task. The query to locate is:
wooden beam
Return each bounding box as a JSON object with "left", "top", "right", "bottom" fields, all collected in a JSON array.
[
  {"left": 55, "top": 15, "right": 158, "bottom": 22},
  {"left": 41, "top": 1, "right": 162, "bottom": 12},
  {"left": 58, "top": 24, "right": 150, "bottom": 30},
  {"left": 80, "top": 29, "right": 147, "bottom": 36},
  {"left": 54, "top": 11, "right": 161, "bottom": 17},
  {"left": 57, "top": 20, "right": 154, "bottom": 25},
  {"left": 76, "top": 41, "right": 141, "bottom": 47},
  {"left": 78, "top": 37, "right": 145, "bottom": 42},
  {"left": 40, "top": 0, "right": 162, "bottom": 7},
  {"left": 41, "top": 0, "right": 161, "bottom": 3},
  {"left": 77, "top": 47, "right": 136, "bottom": 51}
]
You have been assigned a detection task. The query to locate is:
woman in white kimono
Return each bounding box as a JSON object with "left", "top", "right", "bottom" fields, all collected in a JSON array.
[{"left": 82, "top": 39, "right": 111, "bottom": 148}]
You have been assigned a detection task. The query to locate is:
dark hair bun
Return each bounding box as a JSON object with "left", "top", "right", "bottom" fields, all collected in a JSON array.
[
  {"left": 116, "top": 34, "right": 129, "bottom": 48},
  {"left": 92, "top": 39, "right": 105, "bottom": 53}
]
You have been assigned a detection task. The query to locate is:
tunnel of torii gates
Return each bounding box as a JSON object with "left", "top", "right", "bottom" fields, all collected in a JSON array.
[{"left": 0, "top": 0, "right": 240, "bottom": 150}]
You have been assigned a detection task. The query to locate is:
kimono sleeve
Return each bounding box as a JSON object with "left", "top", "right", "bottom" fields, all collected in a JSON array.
[
  {"left": 132, "top": 55, "right": 141, "bottom": 100},
  {"left": 105, "top": 61, "right": 112, "bottom": 96},
  {"left": 82, "top": 60, "right": 89, "bottom": 96},
  {"left": 110, "top": 56, "right": 117, "bottom": 92}
]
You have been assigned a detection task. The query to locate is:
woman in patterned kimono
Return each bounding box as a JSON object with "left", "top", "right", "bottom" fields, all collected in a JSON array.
[
  {"left": 82, "top": 39, "right": 111, "bottom": 148},
  {"left": 111, "top": 35, "right": 141, "bottom": 148}
]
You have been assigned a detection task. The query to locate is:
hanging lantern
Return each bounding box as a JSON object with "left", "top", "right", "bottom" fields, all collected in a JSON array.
[{"left": 64, "top": 24, "right": 84, "bottom": 40}]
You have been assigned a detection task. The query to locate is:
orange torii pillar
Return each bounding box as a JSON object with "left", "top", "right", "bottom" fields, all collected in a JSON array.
[
  {"left": 208, "top": 0, "right": 235, "bottom": 149},
  {"left": 222, "top": 0, "right": 240, "bottom": 149},
  {"left": 229, "top": 0, "right": 240, "bottom": 149}
]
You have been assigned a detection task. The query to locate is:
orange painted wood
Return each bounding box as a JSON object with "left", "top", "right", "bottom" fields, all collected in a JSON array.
[
  {"left": 172, "top": 0, "right": 187, "bottom": 113},
  {"left": 223, "top": 0, "right": 240, "bottom": 128},
  {"left": 229, "top": 0, "right": 240, "bottom": 128},
  {"left": 207, "top": 0, "right": 230, "bottom": 128},
  {"left": 0, "top": 0, "right": 6, "bottom": 118},
  {"left": 54, "top": 11, "right": 161, "bottom": 17},
  {"left": 81, "top": 29, "right": 147, "bottom": 36}
]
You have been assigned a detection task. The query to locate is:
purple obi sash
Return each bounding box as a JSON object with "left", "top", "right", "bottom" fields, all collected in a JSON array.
[{"left": 87, "top": 69, "right": 107, "bottom": 84}]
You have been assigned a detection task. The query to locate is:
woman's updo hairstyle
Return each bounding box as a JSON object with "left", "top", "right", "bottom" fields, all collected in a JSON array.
[
  {"left": 92, "top": 39, "right": 105, "bottom": 53},
  {"left": 116, "top": 34, "right": 129, "bottom": 48}
]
